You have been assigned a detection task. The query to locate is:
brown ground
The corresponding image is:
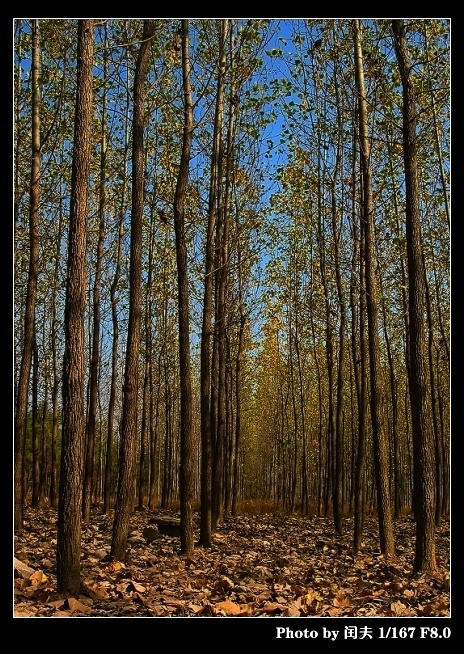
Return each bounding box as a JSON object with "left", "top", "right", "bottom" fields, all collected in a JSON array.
[{"left": 14, "top": 506, "right": 450, "bottom": 618}]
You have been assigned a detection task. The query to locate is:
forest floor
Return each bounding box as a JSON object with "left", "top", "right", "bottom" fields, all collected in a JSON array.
[{"left": 13, "top": 506, "right": 450, "bottom": 618}]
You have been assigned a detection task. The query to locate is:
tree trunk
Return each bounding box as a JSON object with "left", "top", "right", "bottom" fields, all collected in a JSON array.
[
  {"left": 103, "top": 135, "right": 129, "bottom": 515},
  {"left": 199, "top": 20, "right": 228, "bottom": 546},
  {"left": 353, "top": 19, "right": 395, "bottom": 559},
  {"left": 83, "top": 35, "right": 107, "bottom": 521},
  {"left": 111, "top": 20, "right": 155, "bottom": 562},
  {"left": 49, "top": 199, "right": 64, "bottom": 510},
  {"left": 392, "top": 19, "right": 437, "bottom": 573},
  {"left": 173, "top": 19, "right": 195, "bottom": 556},
  {"left": 30, "top": 334, "right": 40, "bottom": 507},
  {"left": 212, "top": 50, "right": 236, "bottom": 527},
  {"left": 14, "top": 19, "right": 41, "bottom": 532},
  {"left": 330, "top": 66, "right": 346, "bottom": 534},
  {"left": 56, "top": 19, "right": 94, "bottom": 596}
]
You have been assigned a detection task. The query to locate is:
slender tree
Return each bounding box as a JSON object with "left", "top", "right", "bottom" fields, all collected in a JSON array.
[
  {"left": 199, "top": 20, "right": 227, "bottom": 546},
  {"left": 14, "top": 20, "right": 41, "bottom": 531},
  {"left": 111, "top": 20, "right": 155, "bottom": 562},
  {"left": 83, "top": 24, "right": 108, "bottom": 522},
  {"left": 353, "top": 19, "right": 395, "bottom": 558},
  {"left": 103, "top": 60, "right": 131, "bottom": 515},
  {"left": 392, "top": 19, "right": 437, "bottom": 573},
  {"left": 173, "top": 19, "right": 195, "bottom": 556},
  {"left": 56, "top": 19, "right": 94, "bottom": 596}
]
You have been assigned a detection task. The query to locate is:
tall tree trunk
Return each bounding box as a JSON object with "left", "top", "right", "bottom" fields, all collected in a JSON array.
[
  {"left": 349, "top": 119, "right": 368, "bottom": 551},
  {"left": 138, "top": 206, "right": 156, "bottom": 511},
  {"left": 56, "top": 19, "right": 94, "bottom": 596},
  {"left": 378, "top": 256, "right": 400, "bottom": 517},
  {"left": 352, "top": 177, "right": 368, "bottom": 551},
  {"left": 14, "top": 19, "right": 41, "bottom": 532},
  {"left": 231, "top": 310, "right": 245, "bottom": 515},
  {"left": 148, "top": 355, "right": 161, "bottom": 509},
  {"left": 38, "top": 357, "right": 49, "bottom": 505},
  {"left": 83, "top": 34, "right": 107, "bottom": 521},
  {"left": 111, "top": 20, "right": 155, "bottom": 562},
  {"left": 200, "top": 19, "right": 227, "bottom": 546},
  {"left": 31, "top": 334, "right": 40, "bottom": 507},
  {"left": 103, "top": 130, "right": 129, "bottom": 515},
  {"left": 49, "top": 199, "right": 64, "bottom": 509},
  {"left": 173, "top": 19, "right": 195, "bottom": 556},
  {"left": 331, "top": 67, "right": 346, "bottom": 534},
  {"left": 392, "top": 19, "right": 437, "bottom": 573},
  {"left": 288, "top": 304, "right": 299, "bottom": 515},
  {"left": 353, "top": 19, "right": 395, "bottom": 558},
  {"left": 212, "top": 52, "right": 235, "bottom": 528}
]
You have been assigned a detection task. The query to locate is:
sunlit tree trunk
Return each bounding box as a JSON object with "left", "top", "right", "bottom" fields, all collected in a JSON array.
[
  {"left": 103, "top": 104, "right": 129, "bottom": 515},
  {"left": 200, "top": 19, "right": 227, "bottom": 545},
  {"left": 331, "top": 64, "right": 346, "bottom": 534},
  {"left": 56, "top": 19, "right": 94, "bottom": 596},
  {"left": 213, "top": 45, "right": 236, "bottom": 528},
  {"left": 392, "top": 19, "right": 437, "bottom": 573},
  {"left": 353, "top": 19, "right": 395, "bottom": 558},
  {"left": 111, "top": 20, "right": 155, "bottom": 562},
  {"left": 174, "top": 19, "right": 195, "bottom": 556},
  {"left": 83, "top": 29, "right": 107, "bottom": 521}
]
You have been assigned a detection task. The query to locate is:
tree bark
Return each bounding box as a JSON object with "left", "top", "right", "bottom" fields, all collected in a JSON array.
[
  {"left": 173, "top": 19, "right": 195, "bottom": 556},
  {"left": 14, "top": 19, "right": 41, "bottom": 532},
  {"left": 353, "top": 19, "right": 395, "bottom": 559},
  {"left": 200, "top": 20, "right": 227, "bottom": 546},
  {"left": 83, "top": 32, "right": 107, "bottom": 521},
  {"left": 56, "top": 19, "right": 94, "bottom": 596},
  {"left": 392, "top": 19, "right": 437, "bottom": 573},
  {"left": 111, "top": 20, "right": 155, "bottom": 562}
]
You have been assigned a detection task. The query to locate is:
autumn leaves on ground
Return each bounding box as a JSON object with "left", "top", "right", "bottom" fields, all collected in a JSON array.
[{"left": 14, "top": 507, "right": 450, "bottom": 618}]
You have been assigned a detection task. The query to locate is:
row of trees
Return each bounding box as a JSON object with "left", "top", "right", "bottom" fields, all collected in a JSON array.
[{"left": 14, "top": 19, "right": 449, "bottom": 596}]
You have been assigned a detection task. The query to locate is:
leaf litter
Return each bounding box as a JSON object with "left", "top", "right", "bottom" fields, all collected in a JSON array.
[{"left": 13, "top": 507, "right": 450, "bottom": 618}]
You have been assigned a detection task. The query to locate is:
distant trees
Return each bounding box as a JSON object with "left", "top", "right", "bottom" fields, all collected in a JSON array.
[{"left": 242, "top": 18, "right": 448, "bottom": 560}]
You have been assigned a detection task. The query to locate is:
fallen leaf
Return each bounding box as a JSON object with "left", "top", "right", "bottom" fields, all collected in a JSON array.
[
  {"left": 256, "top": 589, "right": 273, "bottom": 602},
  {"left": 214, "top": 576, "right": 234, "bottom": 591},
  {"left": 14, "top": 608, "right": 35, "bottom": 617},
  {"left": 14, "top": 558, "right": 35, "bottom": 579},
  {"left": 106, "top": 560, "right": 125, "bottom": 572},
  {"left": 47, "top": 599, "right": 67, "bottom": 609},
  {"left": 302, "top": 589, "right": 322, "bottom": 605},
  {"left": 214, "top": 599, "right": 242, "bottom": 615},
  {"left": 333, "top": 591, "right": 351, "bottom": 607},
  {"left": 390, "top": 601, "right": 415, "bottom": 616},
  {"left": 262, "top": 601, "right": 286, "bottom": 614},
  {"left": 66, "top": 597, "right": 92, "bottom": 614},
  {"left": 188, "top": 603, "right": 203, "bottom": 613},
  {"left": 30, "top": 570, "right": 47, "bottom": 586},
  {"left": 133, "top": 592, "right": 146, "bottom": 605}
]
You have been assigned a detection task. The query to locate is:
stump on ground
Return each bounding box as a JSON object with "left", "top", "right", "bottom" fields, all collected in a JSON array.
[{"left": 148, "top": 516, "right": 182, "bottom": 537}]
